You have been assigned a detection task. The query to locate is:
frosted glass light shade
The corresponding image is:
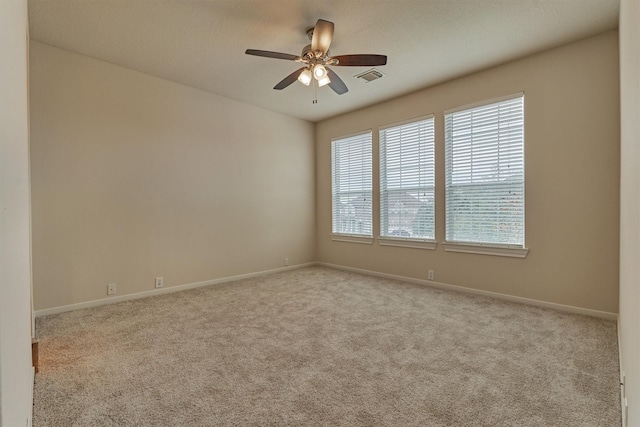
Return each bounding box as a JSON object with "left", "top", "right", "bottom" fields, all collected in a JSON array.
[
  {"left": 313, "top": 65, "right": 327, "bottom": 79},
  {"left": 317, "top": 76, "right": 331, "bottom": 87},
  {"left": 298, "top": 69, "right": 312, "bottom": 86}
]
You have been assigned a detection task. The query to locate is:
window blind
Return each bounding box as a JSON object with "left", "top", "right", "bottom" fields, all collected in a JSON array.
[
  {"left": 380, "top": 116, "right": 435, "bottom": 240},
  {"left": 331, "top": 132, "right": 373, "bottom": 236},
  {"left": 445, "top": 95, "right": 525, "bottom": 246}
]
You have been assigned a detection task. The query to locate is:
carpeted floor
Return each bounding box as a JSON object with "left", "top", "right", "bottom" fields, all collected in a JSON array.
[{"left": 33, "top": 267, "right": 620, "bottom": 426}]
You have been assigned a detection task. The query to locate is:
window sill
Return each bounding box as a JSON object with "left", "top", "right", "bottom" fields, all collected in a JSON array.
[
  {"left": 331, "top": 234, "right": 374, "bottom": 245},
  {"left": 378, "top": 237, "right": 437, "bottom": 250},
  {"left": 442, "top": 242, "right": 529, "bottom": 258}
]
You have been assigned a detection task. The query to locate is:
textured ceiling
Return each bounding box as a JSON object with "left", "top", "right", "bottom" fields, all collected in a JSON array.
[{"left": 28, "top": 0, "right": 619, "bottom": 122}]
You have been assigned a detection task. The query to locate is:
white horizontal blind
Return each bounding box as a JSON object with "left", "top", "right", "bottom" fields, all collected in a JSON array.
[
  {"left": 445, "top": 95, "right": 525, "bottom": 246},
  {"left": 331, "top": 132, "right": 372, "bottom": 236},
  {"left": 380, "top": 117, "right": 435, "bottom": 239}
]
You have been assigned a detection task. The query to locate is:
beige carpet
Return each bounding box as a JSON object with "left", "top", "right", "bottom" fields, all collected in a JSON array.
[{"left": 33, "top": 266, "right": 620, "bottom": 426}]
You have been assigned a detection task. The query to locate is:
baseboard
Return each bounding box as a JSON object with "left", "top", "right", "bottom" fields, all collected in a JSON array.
[
  {"left": 318, "top": 262, "right": 618, "bottom": 321},
  {"left": 34, "top": 261, "right": 618, "bottom": 322},
  {"left": 34, "top": 263, "right": 316, "bottom": 318}
]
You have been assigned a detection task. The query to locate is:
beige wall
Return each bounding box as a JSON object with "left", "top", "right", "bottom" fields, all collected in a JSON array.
[
  {"left": 619, "top": 0, "right": 640, "bottom": 423},
  {"left": 316, "top": 31, "right": 620, "bottom": 314},
  {"left": 29, "top": 42, "right": 316, "bottom": 311},
  {"left": 29, "top": 32, "right": 621, "bottom": 313},
  {"left": 0, "top": 0, "right": 34, "bottom": 425}
]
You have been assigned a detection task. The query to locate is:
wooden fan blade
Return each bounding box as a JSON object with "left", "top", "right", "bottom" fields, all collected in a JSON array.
[
  {"left": 245, "top": 49, "right": 300, "bottom": 61},
  {"left": 331, "top": 54, "right": 388, "bottom": 66},
  {"left": 311, "top": 19, "right": 334, "bottom": 55},
  {"left": 326, "top": 68, "right": 348, "bottom": 95},
  {"left": 274, "top": 67, "right": 307, "bottom": 90}
]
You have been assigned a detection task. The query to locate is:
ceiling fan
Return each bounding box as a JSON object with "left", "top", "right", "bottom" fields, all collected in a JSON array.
[{"left": 245, "top": 19, "right": 387, "bottom": 102}]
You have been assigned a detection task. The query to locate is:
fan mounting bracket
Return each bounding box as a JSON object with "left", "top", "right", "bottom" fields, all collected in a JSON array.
[{"left": 305, "top": 27, "right": 315, "bottom": 41}]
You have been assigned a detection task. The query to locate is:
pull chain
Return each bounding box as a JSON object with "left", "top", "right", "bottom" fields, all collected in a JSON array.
[{"left": 312, "top": 78, "right": 318, "bottom": 104}]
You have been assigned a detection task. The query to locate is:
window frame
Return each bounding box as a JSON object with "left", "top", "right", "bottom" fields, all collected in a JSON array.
[
  {"left": 378, "top": 115, "right": 436, "bottom": 250},
  {"left": 330, "top": 130, "right": 374, "bottom": 244},
  {"left": 443, "top": 93, "right": 528, "bottom": 258}
]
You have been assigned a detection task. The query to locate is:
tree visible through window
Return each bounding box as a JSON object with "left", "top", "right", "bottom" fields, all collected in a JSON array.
[
  {"left": 331, "top": 132, "right": 372, "bottom": 237},
  {"left": 380, "top": 116, "right": 435, "bottom": 240},
  {"left": 445, "top": 95, "right": 525, "bottom": 246}
]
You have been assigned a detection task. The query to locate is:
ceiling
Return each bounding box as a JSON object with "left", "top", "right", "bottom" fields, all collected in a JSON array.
[{"left": 28, "top": 0, "right": 619, "bottom": 122}]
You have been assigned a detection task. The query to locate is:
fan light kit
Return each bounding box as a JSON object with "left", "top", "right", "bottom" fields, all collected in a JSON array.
[{"left": 246, "top": 19, "right": 387, "bottom": 104}]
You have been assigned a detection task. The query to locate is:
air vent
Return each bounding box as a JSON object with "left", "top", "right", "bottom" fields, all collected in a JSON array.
[{"left": 355, "top": 68, "right": 385, "bottom": 83}]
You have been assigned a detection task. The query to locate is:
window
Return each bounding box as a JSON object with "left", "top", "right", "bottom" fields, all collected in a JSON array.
[
  {"left": 331, "top": 131, "right": 372, "bottom": 239},
  {"left": 380, "top": 116, "right": 435, "bottom": 243},
  {"left": 444, "top": 94, "right": 526, "bottom": 253}
]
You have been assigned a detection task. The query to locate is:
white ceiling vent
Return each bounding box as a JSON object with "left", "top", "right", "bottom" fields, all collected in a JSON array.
[{"left": 355, "top": 68, "right": 385, "bottom": 83}]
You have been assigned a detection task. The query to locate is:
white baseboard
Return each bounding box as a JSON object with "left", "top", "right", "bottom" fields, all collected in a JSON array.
[
  {"left": 35, "top": 261, "right": 618, "bottom": 322},
  {"left": 318, "top": 262, "right": 618, "bottom": 321},
  {"left": 34, "top": 263, "right": 315, "bottom": 318}
]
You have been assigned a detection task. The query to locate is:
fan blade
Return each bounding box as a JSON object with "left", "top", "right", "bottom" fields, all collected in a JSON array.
[
  {"left": 274, "top": 67, "right": 307, "bottom": 90},
  {"left": 311, "top": 19, "right": 334, "bottom": 55},
  {"left": 331, "top": 54, "right": 387, "bottom": 66},
  {"left": 245, "top": 49, "right": 300, "bottom": 61},
  {"left": 326, "top": 67, "right": 348, "bottom": 95}
]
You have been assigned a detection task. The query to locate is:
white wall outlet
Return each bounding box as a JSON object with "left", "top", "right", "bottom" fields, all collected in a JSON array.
[
  {"left": 428, "top": 270, "right": 435, "bottom": 280},
  {"left": 155, "top": 277, "right": 164, "bottom": 288},
  {"left": 284, "top": 257, "right": 289, "bottom": 266},
  {"left": 107, "top": 283, "right": 116, "bottom": 295}
]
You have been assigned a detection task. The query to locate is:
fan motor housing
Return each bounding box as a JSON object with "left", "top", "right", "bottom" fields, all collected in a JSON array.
[{"left": 301, "top": 44, "right": 330, "bottom": 61}]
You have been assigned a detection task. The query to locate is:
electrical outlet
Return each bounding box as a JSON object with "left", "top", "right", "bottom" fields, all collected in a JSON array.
[
  {"left": 155, "top": 277, "right": 164, "bottom": 288},
  {"left": 428, "top": 270, "right": 435, "bottom": 280},
  {"left": 284, "top": 257, "right": 289, "bottom": 266},
  {"left": 107, "top": 283, "right": 116, "bottom": 295}
]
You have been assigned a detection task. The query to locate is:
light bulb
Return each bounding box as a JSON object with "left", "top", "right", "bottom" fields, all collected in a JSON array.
[
  {"left": 297, "top": 69, "right": 312, "bottom": 86},
  {"left": 313, "top": 64, "right": 327, "bottom": 79}
]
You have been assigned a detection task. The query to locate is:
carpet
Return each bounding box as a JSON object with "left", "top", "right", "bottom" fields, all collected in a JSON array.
[{"left": 33, "top": 266, "right": 621, "bottom": 426}]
